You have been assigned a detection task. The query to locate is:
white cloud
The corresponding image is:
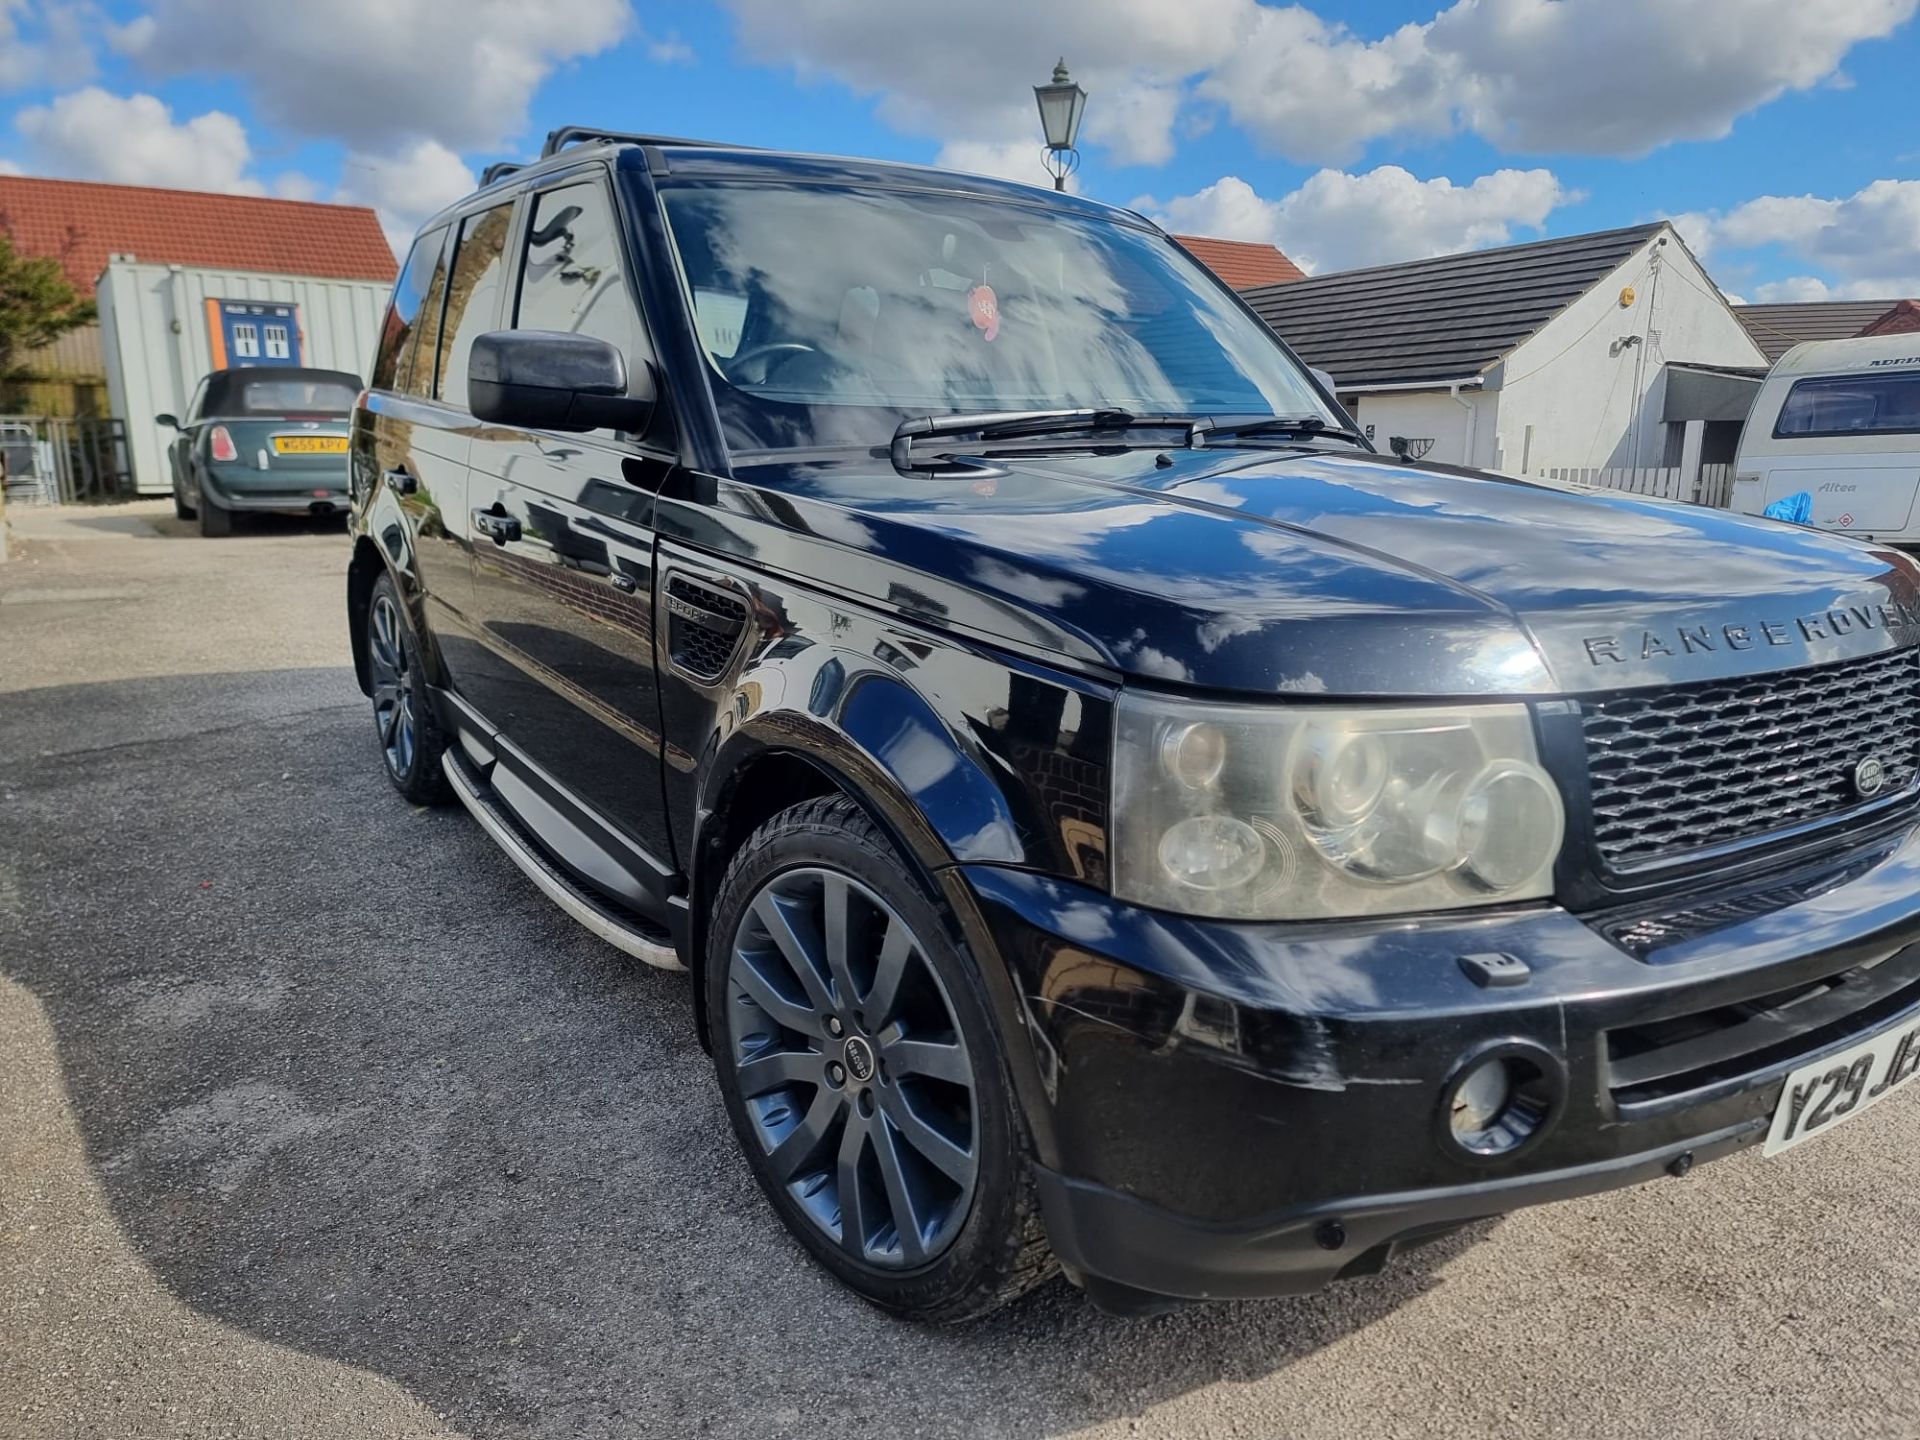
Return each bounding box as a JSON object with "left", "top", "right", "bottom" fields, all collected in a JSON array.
[
  {"left": 720, "top": 0, "right": 1243, "bottom": 168},
  {"left": 718, "top": 0, "right": 1914, "bottom": 170},
  {"left": 1200, "top": 9, "right": 1449, "bottom": 166},
  {"left": 0, "top": 157, "right": 20, "bottom": 176},
  {"left": 1080, "top": 76, "right": 1186, "bottom": 167},
  {"left": 0, "top": 0, "right": 96, "bottom": 93},
  {"left": 1663, "top": 210, "right": 1719, "bottom": 261},
  {"left": 1141, "top": 176, "right": 1276, "bottom": 242},
  {"left": 1749, "top": 276, "right": 1849, "bottom": 304},
  {"left": 271, "top": 172, "right": 322, "bottom": 203},
  {"left": 1430, "top": 0, "right": 1917, "bottom": 157},
  {"left": 1751, "top": 276, "right": 1916, "bottom": 303},
  {"left": 14, "top": 88, "right": 264, "bottom": 194},
  {"left": 933, "top": 138, "right": 1062, "bottom": 190},
  {"left": 1682, "top": 179, "right": 1920, "bottom": 302},
  {"left": 1139, "top": 165, "right": 1571, "bottom": 273},
  {"left": 1209, "top": 0, "right": 1920, "bottom": 163},
  {"left": 335, "top": 139, "right": 477, "bottom": 254},
  {"left": 645, "top": 31, "right": 695, "bottom": 65},
  {"left": 115, "top": 0, "right": 632, "bottom": 151}
]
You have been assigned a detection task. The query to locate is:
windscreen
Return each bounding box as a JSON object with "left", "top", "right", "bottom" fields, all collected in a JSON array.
[
  {"left": 1775, "top": 371, "right": 1920, "bottom": 438},
  {"left": 660, "top": 180, "right": 1332, "bottom": 453},
  {"left": 224, "top": 375, "right": 360, "bottom": 416}
]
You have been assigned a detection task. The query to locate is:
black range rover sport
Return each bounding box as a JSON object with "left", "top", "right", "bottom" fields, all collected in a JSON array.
[{"left": 348, "top": 125, "right": 1920, "bottom": 1319}]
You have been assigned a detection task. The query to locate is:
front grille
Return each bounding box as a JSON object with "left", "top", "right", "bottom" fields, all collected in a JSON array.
[
  {"left": 1596, "top": 835, "right": 1900, "bottom": 957},
  {"left": 1606, "top": 943, "right": 1920, "bottom": 1107},
  {"left": 1581, "top": 647, "right": 1920, "bottom": 870}
]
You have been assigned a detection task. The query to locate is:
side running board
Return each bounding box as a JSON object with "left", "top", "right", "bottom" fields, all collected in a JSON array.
[{"left": 443, "top": 752, "right": 684, "bottom": 972}]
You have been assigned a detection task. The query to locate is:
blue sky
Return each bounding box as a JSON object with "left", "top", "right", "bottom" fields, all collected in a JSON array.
[{"left": 1, "top": 0, "right": 1915, "bottom": 301}]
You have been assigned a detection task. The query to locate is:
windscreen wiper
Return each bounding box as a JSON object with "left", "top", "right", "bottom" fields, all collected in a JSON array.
[
  {"left": 890, "top": 408, "right": 1197, "bottom": 472},
  {"left": 1197, "top": 414, "right": 1371, "bottom": 448},
  {"left": 889, "top": 408, "right": 1371, "bottom": 474}
]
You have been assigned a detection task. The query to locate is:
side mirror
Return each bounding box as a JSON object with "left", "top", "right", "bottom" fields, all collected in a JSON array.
[
  {"left": 1390, "top": 435, "right": 1411, "bottom": 460},
  {"left": 1309, "top": 367, "right": 1337, "bottom": 395},
  {"left": 467, "top": 329, "right": 655, "bottom": 434},
  {"left": 155, "top": 413, "right": 180, "bottom": 430}
]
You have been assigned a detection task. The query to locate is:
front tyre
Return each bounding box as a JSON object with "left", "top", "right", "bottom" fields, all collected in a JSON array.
[
  {"left": 365, "top": 571, "right": 450, "bottom": 805},
  {"left": 707, "top": 796, "right": 1054, "bottom": 1322}
]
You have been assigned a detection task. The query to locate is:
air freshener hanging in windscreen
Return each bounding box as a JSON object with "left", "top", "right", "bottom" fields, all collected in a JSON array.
[{"left": 968, "top": 283, "right": 1000, "bottom": 341}]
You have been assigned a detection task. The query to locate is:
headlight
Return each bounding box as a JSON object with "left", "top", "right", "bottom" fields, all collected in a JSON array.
[{"left": 1112, "top": 693, "right": 1564, "bottom": 920}]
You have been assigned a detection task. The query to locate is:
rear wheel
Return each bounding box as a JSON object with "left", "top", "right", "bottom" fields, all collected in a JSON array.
[
  {"left": 198, "top": 491, "right": 233, "bottom": 537},
  {"left": 366, "top": 572, "right": 450, "bottom": 805},
  {"left": 707, "top": 796, "right": 1054, "bottom": 1321}
]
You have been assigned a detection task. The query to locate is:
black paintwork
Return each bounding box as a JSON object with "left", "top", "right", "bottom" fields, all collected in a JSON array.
[{"left": 346, "top": 135, "right": 1920, "bottom": 1306}]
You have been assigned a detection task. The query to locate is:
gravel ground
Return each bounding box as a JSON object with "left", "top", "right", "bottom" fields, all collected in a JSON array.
[{"left": 5, "top": 502, "right": 1920, "bottom": 1440}]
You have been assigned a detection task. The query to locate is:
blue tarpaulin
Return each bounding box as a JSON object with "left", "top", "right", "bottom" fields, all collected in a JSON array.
[{"left": 1763, "top": 491, "right": 1813, "bottom": 524}]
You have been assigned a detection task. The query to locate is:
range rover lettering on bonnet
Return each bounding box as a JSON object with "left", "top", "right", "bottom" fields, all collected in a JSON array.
[{"left": 1583, "top": 600, "right": 1920, "bottom": 665}]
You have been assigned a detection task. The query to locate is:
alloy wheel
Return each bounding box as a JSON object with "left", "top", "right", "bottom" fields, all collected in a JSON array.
[
  {"left": 726, "top": 867, "right": 979, "bottom": 1270},
  {"left": 367, "top": 593, "right": 418, "bottom": 779}
]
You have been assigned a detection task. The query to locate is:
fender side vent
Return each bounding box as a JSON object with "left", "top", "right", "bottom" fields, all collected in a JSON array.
[{"left": 665, "top": 575, "right": 748, "bottom": 682}]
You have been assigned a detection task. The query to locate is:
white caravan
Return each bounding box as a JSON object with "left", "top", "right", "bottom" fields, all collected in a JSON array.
[{"left": 1731, "top": 333, "right": 1920, "bottom": 543}]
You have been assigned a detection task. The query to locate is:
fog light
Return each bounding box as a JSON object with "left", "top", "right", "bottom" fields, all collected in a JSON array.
[
  {"left": 1451, "top": 1060, "right": 1510, "bottom": 1133},
  {"left": 1441, "top": 1047, "right": 1556, "bottom": 1159}
]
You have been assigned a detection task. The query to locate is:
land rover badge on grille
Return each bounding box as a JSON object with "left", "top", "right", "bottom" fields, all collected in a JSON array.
[{"left": 1853, "top": 756, "right": 1889, "bottom": 798}]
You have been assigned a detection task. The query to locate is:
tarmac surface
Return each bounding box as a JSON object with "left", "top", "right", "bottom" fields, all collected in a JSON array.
[{"left": 4, "top": 500, "right": 1920, "bottom": 1439}]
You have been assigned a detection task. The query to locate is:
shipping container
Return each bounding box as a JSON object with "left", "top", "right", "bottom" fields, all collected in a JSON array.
[{"left": 97, "top": 258, "right": 391, "bottom": 495}]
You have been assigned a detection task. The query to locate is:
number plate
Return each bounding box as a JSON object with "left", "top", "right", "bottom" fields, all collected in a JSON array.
[
  {"left": 272, "top": 435, "right": 348, "bottom": 454},
  {"left": 1764, "top": 1016, "right": 1920, "bottom": 1156}
]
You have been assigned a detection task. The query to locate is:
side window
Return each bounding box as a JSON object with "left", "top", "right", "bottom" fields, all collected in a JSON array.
[
  {"left": 436, "top": 204, "right": 514, "bottom": 408},
  {"left": 184, "top": 376, "right": 209, "bottom": 424},
  {"left": 371, "top": 226, "right": 448, "bottom": 393},
  {"left": 1775, "top": 373, "right": 1920, "bottom": 438},
  {"left": 515, "top": 181, "right": 652, "bottom": 370},
  {"left": 404, "top": 242, "right": 454, "bottom": 399}
]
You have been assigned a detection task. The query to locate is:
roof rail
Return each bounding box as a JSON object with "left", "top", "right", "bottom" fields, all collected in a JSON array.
[
  {"left": 540, "top": 125, "right": 739, "bottom": 158},
  {"left": 479, "top": 161, "right": 524, "bottom": 186}
]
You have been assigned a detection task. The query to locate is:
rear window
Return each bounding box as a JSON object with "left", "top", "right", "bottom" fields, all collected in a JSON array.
[
  {"left": 224, "top": 376, "right": 359, "bottom": 415},
  {"left": 1775, "top": 371, "right": 1920, "bottom": 438}
]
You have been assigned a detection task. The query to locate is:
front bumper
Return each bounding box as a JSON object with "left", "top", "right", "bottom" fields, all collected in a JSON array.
[{"left": 959, "top": 817, "right": 1920, "bottom": 1304}]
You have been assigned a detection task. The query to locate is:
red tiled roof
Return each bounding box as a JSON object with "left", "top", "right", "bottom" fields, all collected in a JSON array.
[
  {"left": 1173, "top": 234, "right": 1306, "bottom": 290},
  {"left": 0, "top": 174, "right": 396, "bottom": 291},
  {"left": 1859, "top": 299, "right": 1920, "bottom": 338}
]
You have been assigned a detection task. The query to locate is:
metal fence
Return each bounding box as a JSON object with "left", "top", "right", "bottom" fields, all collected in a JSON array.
[
  {"left": 0, "top": 416, "right": 133, "bottom": 504},
  {"left": 1542, "top": 463, "right": 1734, "bottom": 509}
]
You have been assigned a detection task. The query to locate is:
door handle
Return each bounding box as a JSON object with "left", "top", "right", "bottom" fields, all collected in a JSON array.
[
  {"left": 471, "top": 507, "right": 522, "bottom": 545},
  {"left": 383, "top": 467, "right": 418, "bottom": 496},
  {"left": 610, "top": 571, "right": 638, "bottom": 594}
]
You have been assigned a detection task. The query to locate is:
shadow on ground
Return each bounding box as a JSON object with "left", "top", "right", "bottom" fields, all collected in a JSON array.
[
  {"left": 22, "top": 507, "right": 348, "bottom": 541},
  {"left": 151, "top": 511, "right": 353, "bottom": 540},
  {"left": 0, "top": 669, "right": 1481, "bottom": 1438}
]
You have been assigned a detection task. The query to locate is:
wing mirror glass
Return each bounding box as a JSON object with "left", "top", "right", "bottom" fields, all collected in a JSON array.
[{"left": 467, "top": 329, "right": 656, "bottom": 435}]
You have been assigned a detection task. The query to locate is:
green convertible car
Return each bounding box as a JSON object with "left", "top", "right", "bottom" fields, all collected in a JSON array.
[{"left": 160, "top": 366, "right": 360, "bottom": 535}]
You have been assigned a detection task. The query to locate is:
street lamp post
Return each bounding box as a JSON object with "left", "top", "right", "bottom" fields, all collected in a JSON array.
[{"left": 1034, "top": 58, "right": 1087, "bottom": 191}]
